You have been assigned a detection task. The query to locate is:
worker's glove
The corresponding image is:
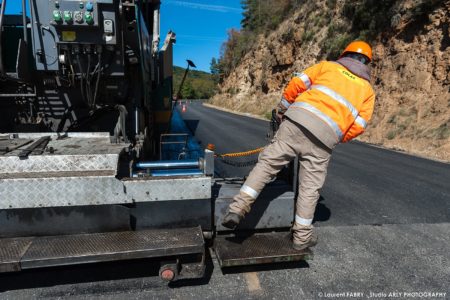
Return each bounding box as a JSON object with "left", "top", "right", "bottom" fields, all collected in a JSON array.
[{"left": 274, "top": 107, "right": 285, "bottom": 124}]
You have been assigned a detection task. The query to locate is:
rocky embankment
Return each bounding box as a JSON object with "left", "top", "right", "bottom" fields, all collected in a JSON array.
[{"left": 210, "top": 0, "right": 450, "bottom": 161}]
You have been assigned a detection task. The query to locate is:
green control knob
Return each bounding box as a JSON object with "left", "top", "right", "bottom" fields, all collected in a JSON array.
[
  {"left": 63, "top": 11, "right": 73, "bottom": 23},
  {"left": 84, "top": 12, "right": 94, "bottom": 24},
  {"left": 53, "top": 10, "right": 62, "bottom": 22}
]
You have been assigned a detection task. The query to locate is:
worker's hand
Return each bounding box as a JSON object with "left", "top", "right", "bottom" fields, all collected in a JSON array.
[{"left": 275, "top": 108, "right": 285, "bottom": 124}]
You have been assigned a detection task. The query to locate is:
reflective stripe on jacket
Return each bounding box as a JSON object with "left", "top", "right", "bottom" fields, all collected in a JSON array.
[{"left": 280, "top": 60, "right": 375, "bottom": 148}]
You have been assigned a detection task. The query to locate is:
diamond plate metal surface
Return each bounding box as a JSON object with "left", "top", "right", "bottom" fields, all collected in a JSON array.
[
  {"left": 0, "top": 154, "right": 120, "bottom": 173},
  {"left": 20, "top": 227, "right": 204, "bottom": 269},
  {"left": 0, "top": 174, "right": 127, "bottom": 209},
  {"left": 124, "top": 177, "right": 211, "bottom": 202},
  {"left": 12, "top": 132, "right": 112, "bottom": 139},
  {"left": 0, "top": 237, "right": 33, "bottom": 272},
  {"left": 0, "top": 133, "right": 211, "bottom": 209},
  {"left": 0, "top": 135, "right": 125, "bottom": 173},
  {"left": 0, "top": 175, "right": 211, "bottom": 209},
  {"left": 215, "top": 232, "right": 312, "bottom": 267}
]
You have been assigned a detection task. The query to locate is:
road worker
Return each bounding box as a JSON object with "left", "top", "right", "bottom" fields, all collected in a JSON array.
[{"left": 222, "top": 41, "right": 376, "bottom": 250}]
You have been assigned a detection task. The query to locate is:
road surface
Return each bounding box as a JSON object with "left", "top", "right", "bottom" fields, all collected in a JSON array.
[
  {"left": 1, "top": 102, "right": 449, "bottom": 299},
  {"left": 181, "top": 102, "right": 450, "bottom": 227}
]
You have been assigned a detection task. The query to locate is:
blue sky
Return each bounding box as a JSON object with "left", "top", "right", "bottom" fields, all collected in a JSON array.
[
  {"left": 5, "top": 0, "right": 243, "bottom": 72},
  {"left": 161, "top": 0, "right": 243, "bottom": 72}
]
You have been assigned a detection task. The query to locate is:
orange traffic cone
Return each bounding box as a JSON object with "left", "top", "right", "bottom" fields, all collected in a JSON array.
[{"left": 182, "top": 104, "right": 187, "bottom": 113}]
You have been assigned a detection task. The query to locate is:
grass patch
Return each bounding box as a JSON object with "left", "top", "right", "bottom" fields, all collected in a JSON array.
[
  {"left": 326, "top": 0, "right": 337, "bottom": 8},
  {"left": 226, "top": 87, "right": 237, "bottom": 95},
  {"left": 281, "top": 28, "right": 294, "bottom": 42},
  {"left": 387, "top": 114, "right": 396, "bottom": 124},
  {"left": 398, "top": 108, "right": 408, "bottom": 116},
  {"left": 320, "top": 31, "right": 354, "bottom": 60},
  {"left": 435, "top": 123, "right": 450, "bottom": 140},
  {"left": 302, "top": 30, "right": 315, "bottom": 42},
  {"left": 386, "top": 130, "right": 396, "bottom": 140}
]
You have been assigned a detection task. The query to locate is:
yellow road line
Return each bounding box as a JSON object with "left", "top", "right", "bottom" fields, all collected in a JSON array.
[{"left": 244, "top": 272, "right": 262, "bottom": 293}]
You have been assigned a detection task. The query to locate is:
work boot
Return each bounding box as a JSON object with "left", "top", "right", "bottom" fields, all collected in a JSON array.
[
  {"left": 292, "top": 232, "right": 318, "bottom": 251},
  {"left": 221, "top": 211, "right": 243, "bottom": 230}
]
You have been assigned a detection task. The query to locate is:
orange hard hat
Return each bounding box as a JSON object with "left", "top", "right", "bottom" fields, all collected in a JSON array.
[{"left": 341, "top": 41, "right": 372, "bottom": 62}]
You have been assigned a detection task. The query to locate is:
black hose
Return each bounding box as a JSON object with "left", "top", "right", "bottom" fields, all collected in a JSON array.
[
  {"left": 67, "top": 50, "right": 75, "bottom": 85},
  {"left": 93, "top": 52, "right": 102, "bottom": 107},
  {"left": 76, "top": 54, "right": 86, "bottom": 105},
  {"left": 86, "top": 53, "right": 92, "bottom": 106},
  {"left": 0, "top": 0, "right": 7, "bottom": 75},
  {"left": 21, "top": 0, "right": 27, "bottom": 44}
]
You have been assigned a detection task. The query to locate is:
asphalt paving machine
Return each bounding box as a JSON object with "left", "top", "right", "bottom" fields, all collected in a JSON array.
[{"left": 0, "top": 0, "right": 310, "bottom": 282}]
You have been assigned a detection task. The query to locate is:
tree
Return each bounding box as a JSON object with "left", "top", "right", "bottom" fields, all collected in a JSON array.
[
  {"left": 210, "top": 57, "right": 221, "bottom": 84},
  {"left": 219, "top": 0, "right": 293, "bottom": 77},
  {"left": 181, "top": 80, "right": 196, "bottom": 99},
  {"left": 240, "top": 0, "right": 292, "bottom": 33}
]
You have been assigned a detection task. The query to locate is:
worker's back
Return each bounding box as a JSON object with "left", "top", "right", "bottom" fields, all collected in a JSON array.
[
  {"left": 285, "top": 58, "right": 375, "bottom": 148},
  {"left": 296, "top": 60, "right": 374, "bottom": 134}
]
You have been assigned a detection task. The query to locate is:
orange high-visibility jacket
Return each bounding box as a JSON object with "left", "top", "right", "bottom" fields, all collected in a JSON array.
[{"left": 279, "top": 61, "right": 375, "bottom": 147}]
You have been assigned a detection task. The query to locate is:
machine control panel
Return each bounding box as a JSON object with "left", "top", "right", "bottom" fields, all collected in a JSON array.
[
  {"left": 32, "top": 0, "right": 119, "bottom": 71},
  {"left": 48, "top": 0, "right": 117, "bottom": 44},
  {"left": 50, "top": 0, "right": 99, "bottom": 26}
]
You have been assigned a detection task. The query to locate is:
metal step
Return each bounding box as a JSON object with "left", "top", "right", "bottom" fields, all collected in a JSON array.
[
  {"left": 0, "top": 227, "right": 204, "bottom": 272},
  {"left": 214, "top": 232, "right": 313, "bottom": 267},
  {"left": 214, "top": 179, "right": 295, "bottom": 231},
  {"left": 0, "top": 237, "right": 33, "bottom": 272}
]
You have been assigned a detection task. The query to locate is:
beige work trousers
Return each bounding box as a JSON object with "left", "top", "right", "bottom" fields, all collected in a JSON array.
[{"left": 229, "top": 118, "right": 332, "bottom": 243}]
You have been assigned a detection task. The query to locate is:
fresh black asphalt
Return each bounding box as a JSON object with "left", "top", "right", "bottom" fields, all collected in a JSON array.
[{"left": 181, "top": 102, "right": 450, "bottom": 227}]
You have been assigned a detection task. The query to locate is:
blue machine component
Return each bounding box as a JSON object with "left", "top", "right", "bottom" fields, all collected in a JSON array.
[
  {"left": 162, "top": 109, "right": 203, "bottom": 160},
  {"left": 134, "top": 108, "right": 206, "bottom": 177},
  {"left": 150, "top": 169, "right": 204, "bottom": 177},
  {"left": 136, "top": 159, "right": 199, "bottom": 169}
]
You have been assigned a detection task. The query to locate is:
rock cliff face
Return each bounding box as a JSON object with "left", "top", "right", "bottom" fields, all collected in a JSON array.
[{"left": 210, "top": 0, "right": 450, "bottom": 161}]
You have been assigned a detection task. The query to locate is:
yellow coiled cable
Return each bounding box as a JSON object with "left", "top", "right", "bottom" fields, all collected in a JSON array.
[{"left": 216, "top": 147, "right": 265, "bottom": 158}]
